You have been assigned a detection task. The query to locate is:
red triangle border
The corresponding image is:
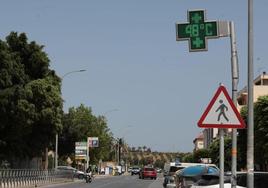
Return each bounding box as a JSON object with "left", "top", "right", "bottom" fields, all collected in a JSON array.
[{"left": 198, "top": 86, "right": 246, "bottom": 129}]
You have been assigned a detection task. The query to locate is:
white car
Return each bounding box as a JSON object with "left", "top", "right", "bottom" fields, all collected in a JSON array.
[
  {"left": 191, "top": 183, "right": 245, "bottom": 188},
  {"left": 166, "top": 183, "right": 176, "bottom": 188},
  {"left": 56, "top": 166, "right": 85, "bottom": 179},
  {"left": 192, "top": 172, "right": 268, "bottom": 188}
]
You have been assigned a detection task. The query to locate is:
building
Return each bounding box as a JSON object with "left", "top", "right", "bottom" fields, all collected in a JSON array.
[
  {"left": 203, "top": 72, "right": 268, "bottom": 149},
  {"left": 237, "top": 72, "right": 268, "bottom": 111},
  {"left": 193, "top": 132, "right": 204, "bottom": 151}
]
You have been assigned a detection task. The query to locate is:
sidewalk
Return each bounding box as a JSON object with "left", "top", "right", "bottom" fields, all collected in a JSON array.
[{"left": 38, "top": 175, "right": 113, "bottom": 188}]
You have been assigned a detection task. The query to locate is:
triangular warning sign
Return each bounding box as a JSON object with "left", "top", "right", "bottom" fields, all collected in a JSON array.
[{"left": 198, "top": 86, "right": 246, "bottom": 129}]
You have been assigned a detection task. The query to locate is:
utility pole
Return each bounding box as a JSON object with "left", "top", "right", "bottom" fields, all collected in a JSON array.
[
  {"left": 55, "top": 69, "right": 86, "bottom": 169},
  {"left": 118, "top": 138, "right": 122, "bottom": 165},
  {"left": 247, "top": 0, "right": 254, "bottom": 187},
  {"left": 230, "top": 21, "right": 239, "bottom": 188}
]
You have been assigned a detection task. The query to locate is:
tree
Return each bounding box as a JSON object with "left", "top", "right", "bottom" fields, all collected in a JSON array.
[
  {"left": 142, "top": 146, "right": 147, "bottom": 152},
  {"left": 0, "top": 32, "right": 62, "bottom": 167},
  {"left": 208, "top": 136, "right": 232, "bottom": 171},
  {"left": 238, "top": 96, "right": 268, "bottom": 171},
  {"left": 193, "top": 149, "right": 210, "bottom": 163},
  {"left": 59, "top": 104, "right": 114, "bottom": 164},
  {"left": 182, "top": 153, "right": 194, "bottom": 163},
  {"left": 154, "top": 159, "right": 165, "bottom": 169}
]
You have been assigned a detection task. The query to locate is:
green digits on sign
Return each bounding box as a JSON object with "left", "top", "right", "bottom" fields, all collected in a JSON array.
[
  {"left": 192, "top": 24, "right": 199, "bottom": 37},
  {"left": 185, "top": 25, "right": 192, "bottom": 36},
  {"left": 185, "top": 24, "right": 199, "bottom": 37}
]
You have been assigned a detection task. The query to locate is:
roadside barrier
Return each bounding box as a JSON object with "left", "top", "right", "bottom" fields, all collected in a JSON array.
[{"left": 0, "top": 169, "right": 74, "bottom": 188}]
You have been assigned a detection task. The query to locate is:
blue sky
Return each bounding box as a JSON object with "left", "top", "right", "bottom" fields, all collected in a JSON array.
[{"left": 0, "top": 0, "right": 267, "bottom": 152}]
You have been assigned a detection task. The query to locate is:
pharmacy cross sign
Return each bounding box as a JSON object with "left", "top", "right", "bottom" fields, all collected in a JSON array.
[{"left": 176, "top": 10, "right": 219, "bottom": 52}]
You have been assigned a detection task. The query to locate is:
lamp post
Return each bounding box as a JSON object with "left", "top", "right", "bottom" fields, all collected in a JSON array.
[
  {"left": 55, "top": 69, "right": 86, "bottom": 169},
  {"left": 117, "top": 125, "right": 133, "bottom": 172}
]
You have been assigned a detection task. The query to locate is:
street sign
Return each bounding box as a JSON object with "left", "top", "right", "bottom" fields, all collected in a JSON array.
[
  {"left": 176, "top": 10, "right": 218, "bottom": 52},
  {"left": 198, "top": 86, "right": 246, "bottom": 128},
  {"left": 88, "top": 137, "right": 99, "bottom": 148},
  {"left": 75, "top": 142, "right": 87, "bottom": 160}
]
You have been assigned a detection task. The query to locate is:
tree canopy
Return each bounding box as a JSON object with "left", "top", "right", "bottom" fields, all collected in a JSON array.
[
  {"left": 59, "top": 104, "right": 114, "bottom": 164},
  {"left": 0, "top": 32, "right": 63, "bottom": 165},
  {"left": 238, "top": 95, "right": 268, "bottom": 171}
]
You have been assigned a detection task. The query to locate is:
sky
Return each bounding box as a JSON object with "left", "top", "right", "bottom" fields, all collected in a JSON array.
[{"left": 0, "top": 0, "right": 267, "bottom": 152}]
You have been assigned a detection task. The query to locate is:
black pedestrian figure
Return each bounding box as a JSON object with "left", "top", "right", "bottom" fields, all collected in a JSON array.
[{"left": 215, "top": 99, "right": 229, "bottom": 122}]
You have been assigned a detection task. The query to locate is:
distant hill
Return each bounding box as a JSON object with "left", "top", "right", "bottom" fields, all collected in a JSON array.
[{"left": 125, "top": 151, "right": 190, "bottom": 167}]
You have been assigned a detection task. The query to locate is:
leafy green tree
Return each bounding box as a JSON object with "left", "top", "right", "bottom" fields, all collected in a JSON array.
[
  {"left": 238, "top": 96, "right": 268, "bottom": 171},
  {"left": 59, "top": 104, "right": 114, "bottom": 164},
  {"left": 154, "top": 159, "right": 165, "bottom": 169},
  {"left": 0, "top": 32, "right": 62, "bottom": 166},
  {"left": 208, "top": 136, "right": 232, "bottom": 171},
  {"left": 237, "top": 106, "right": 247, "bottom": 170},
  {"left": 182, "top": 153, "right": 194, "bottom": 163},
  {"left": 193, "top": 149, "right": 210, "bottom": 163}
]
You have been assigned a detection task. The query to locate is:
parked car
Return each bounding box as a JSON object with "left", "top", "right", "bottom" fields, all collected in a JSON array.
[
  {"left": 131, "top": 166, "right": 141, "bottom": 175},
  {"left": 191, "top": 173, "right": 233, "bottom": 188},
  {"left": 56, "top": 166, "right": 85, "bottom": 179},
  {"left": 128, "top": 167, "right": 133, "bottom": 173},
  {"left": 156, "top": 168, "right": 162, "bottom": 173},
  {"left": 191, "top": 171, "right": 268, "bottom": 188},
  {"left": 139, "top": 167, "right": 157, "bottom": 179},
  {"left": 175, "top": 165, "right": 219, "bottom": 188}
]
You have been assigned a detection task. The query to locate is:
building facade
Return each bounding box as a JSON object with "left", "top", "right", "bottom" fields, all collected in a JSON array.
[{"left": 193, "top": 132, "right": 204, "bottom": 151}]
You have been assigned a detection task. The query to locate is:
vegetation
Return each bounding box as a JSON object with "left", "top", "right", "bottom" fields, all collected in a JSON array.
[
  {"left": 238, "top": 96, "right": 268, "bottom": 171},
  {"left": 1, "top": 32, "right": 268, "bottom": 171},
  {"left": 59, "top": 104, "right": 114, "bottom": 165},
  {"left": 208, "top": 137, "right": 232, "bottom": 171},
  {"left": 0, "top": 32, "right": 62, "bottom": 167}
]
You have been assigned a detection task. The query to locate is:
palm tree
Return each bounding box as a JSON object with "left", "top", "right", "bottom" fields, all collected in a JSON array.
[{"left": 142, "top": 146, "right": 147, "bottom": 152}]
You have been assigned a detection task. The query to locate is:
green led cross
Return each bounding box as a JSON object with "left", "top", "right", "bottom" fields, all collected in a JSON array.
[{"left": 176, "top": 10, "right": 218, "bottom": 52}]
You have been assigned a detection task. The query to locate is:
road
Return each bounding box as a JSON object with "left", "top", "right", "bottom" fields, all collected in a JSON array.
[{"left": 41, "top": 175, "right": 164, "bottom": 188}]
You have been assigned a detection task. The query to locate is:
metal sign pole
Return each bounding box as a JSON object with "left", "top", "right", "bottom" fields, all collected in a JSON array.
[
  {"left": 55, "top": 134, "right": 58, "bottom": 169},
  {"left": 230, "top": 21, "right": 239, "bottom": 188},
  {"left": 86, "top": 137, "right": 89, "bottom": 169},
  {"left": 219, "top": 128, "right": 225, "bottom": 188},
  {"left": 247, "top": 0, "right": 254, "bottom": 187}
]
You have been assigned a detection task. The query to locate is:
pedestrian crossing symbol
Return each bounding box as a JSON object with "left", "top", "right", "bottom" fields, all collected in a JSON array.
[{"left": 198, "top": 86, "right": 246, "bottom": 129}]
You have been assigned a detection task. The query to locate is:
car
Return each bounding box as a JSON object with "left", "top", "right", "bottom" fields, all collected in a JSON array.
[
  {"left": 175, "top": 165, "right": 219, "bottom": 188},
  {"left": 191, "top": 171, "right": 268, "bottom": 188},
  {"left": 128, "top": 167, "right": 133, "bottom": 173},
  {"left": 56, "top": 166, "right": 85, "bottom": 179},
  {"left": 156, "top": 168, "right": 162, "bottom": 173},
  {"left": 131, "top": 166, "right": 141, "bottom": 175},
  {"left": 139, "top": 167, "right": 157, "bottom": 179},
  {"left": 191, "top": 173, "right": 234, "bottom": 188},
  {"left": 235, "top": 171, "right": 268, "bottom": 188}
]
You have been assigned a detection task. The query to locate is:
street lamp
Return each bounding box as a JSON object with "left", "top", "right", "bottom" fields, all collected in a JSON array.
[
  {"left": 55, "top": 69, "right": 86, "bottom": 169},
  {"left": 117, "top": 125, "right": 133, "bottom": 169},
  {"left": 61, "top": 69, "right": 86, "bottom": 79}
]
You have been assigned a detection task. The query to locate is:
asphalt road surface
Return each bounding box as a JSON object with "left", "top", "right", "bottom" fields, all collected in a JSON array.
[{"left": 40, "top": 175, "right": 164, "bottom": 188}]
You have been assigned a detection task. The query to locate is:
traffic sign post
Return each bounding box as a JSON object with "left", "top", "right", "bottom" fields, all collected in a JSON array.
[
  {"left": 176, "top": 10, "right": 218, "bottom": 51},
  {"left": 198, "top": 85, "right": 246, "bottom": 129},
  {"left": 86, "top": 137, "right": 99, "bottom": 169},
  {"left": 198, "top": 85, "right": 246, "bottom": 188},
  {"left": 176, "top": 9, "right": 243, "bottom": 188}
]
